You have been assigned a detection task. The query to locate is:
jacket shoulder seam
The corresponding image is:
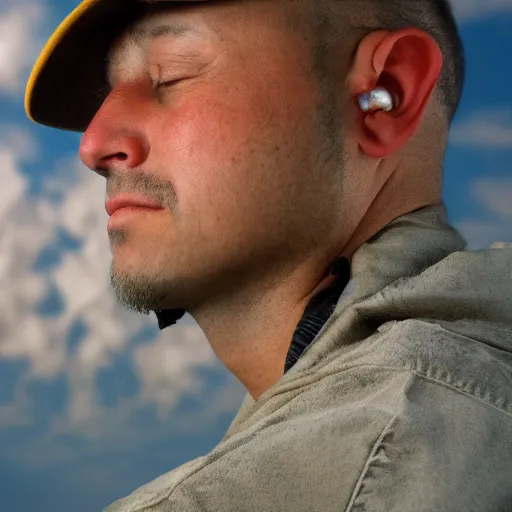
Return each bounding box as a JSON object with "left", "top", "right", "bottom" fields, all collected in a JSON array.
[
  {"left": 344, "top": 409, "right": 401, "bottom": 512},
  {"left": 413, "top": 370, "right": 512, "bottom": 418},
  {"left": 343, "top": 368, "right": 512, "bottom": 512}
]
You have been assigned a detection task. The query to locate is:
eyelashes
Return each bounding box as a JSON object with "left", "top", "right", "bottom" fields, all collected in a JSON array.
[
  {"left": 154, "top": 79, "right": 182, "bottom": 90},
  {"left": 90, "top": 76, "right": 183, "bottom": 106}
]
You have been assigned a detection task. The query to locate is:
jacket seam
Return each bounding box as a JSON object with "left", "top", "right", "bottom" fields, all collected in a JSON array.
[
  {"left": 288, "top": 361, "right": 512, "bottom": 418},
  {"left": 413, "top": 370, "right": 512, "bottom": 418},
  {"left": 345, "top": 363, "right": 512, "bottom": 418},
  {"left": 344, "top": 407, "right": 402, "bottom": 512}
]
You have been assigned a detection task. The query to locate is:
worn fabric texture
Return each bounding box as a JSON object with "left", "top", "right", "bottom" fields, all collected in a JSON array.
[{"left": 105, "top": 203, "right": 512, "bottom": 512}]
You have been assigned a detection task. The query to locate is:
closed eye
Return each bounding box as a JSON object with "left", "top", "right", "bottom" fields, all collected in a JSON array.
[{"left": 155, "top": 79, "right": 183, "bottom": 90}]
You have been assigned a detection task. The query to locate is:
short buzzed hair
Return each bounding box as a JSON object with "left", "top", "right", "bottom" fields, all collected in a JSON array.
[{"left": 298, "top": 0, "right": 465, "bottom": 124}]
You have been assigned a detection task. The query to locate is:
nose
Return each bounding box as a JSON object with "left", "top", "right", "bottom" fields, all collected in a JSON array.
[{"left": 79, "top": 90, "right": 149, "bottom": 175}]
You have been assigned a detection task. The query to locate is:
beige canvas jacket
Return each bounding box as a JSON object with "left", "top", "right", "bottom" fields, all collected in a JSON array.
[{"left": 106, "top": 204, "right": 512, "bottom": 512}]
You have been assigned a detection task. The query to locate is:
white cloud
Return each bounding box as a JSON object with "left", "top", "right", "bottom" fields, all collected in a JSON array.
[
  {"left": 0, "top": 382, "right": 32, "bottom": 428},
  {"left": 0, "top": 2, "right": 48, "bottom": 95},
  {"left": 456, "top": 218, "right": 511, "bottom": 250},
  {"left": 0, "top": 123, "right": 40, "bottom": 161},
  {"left": 451, "top": 0, "right": 512, "bottom": 20},
  {"left": 0, "top": 139, "right": 55, "bottom": 382},
  {"left": 9, "top": 365, "right": 245, "bottom": 472},
  {"left": 0, "top": 146, "right": 28, "bottom": 220},
  {"left": 449, "top": 110, "right": 512, "bottom": 149},
  {"left": 471, "top": 178, "right": 512, "bottom": 219},
  {"left": 455, "top": 176, "right": 512, "bottom": 250},
  {"left": 133, "top": 325, "right": 216, "bottom": 418}
]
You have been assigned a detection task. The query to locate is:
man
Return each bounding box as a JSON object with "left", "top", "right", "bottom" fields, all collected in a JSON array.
[{"left": 25, "top": 0, "right": 512, "bottom": 511}]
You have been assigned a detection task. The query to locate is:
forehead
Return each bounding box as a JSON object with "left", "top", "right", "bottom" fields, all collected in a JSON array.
[
  {"left": 106, "top": 6, "right": 213, "bottom": 84},
  {"left": 124, "top": 7, "right": 201, "bottom": 47}
]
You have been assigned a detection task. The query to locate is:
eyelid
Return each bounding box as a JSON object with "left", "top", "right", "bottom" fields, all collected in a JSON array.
[
  {"left": 150, "top": 64, "right": 190, "bottom": 86},
  {"left": 155, "top": 78, "right": 182, "bottom": 89},
  {"left": 150, "top": 57, "right": 214, "bottom": 91}
]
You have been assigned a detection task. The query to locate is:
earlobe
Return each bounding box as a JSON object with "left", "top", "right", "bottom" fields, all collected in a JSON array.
[{"left": 350, "top": 28, "right": 444, "bottom": 159}]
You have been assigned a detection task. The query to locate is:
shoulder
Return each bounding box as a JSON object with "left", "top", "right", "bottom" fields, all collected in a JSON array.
[
  {"left": 344, "top": 368, "right": 512, "bottom": 511},
  {"left": 322, "top": 319, "right": 512, "bottom": 512}
]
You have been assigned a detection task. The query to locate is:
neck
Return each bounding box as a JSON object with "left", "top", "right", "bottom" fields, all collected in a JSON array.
[
  {"left": 341, "top": 151, "right": 444, "bottom": 261},
  {"left": 188, "top": 255, "right": 341, "bottom": 400}
]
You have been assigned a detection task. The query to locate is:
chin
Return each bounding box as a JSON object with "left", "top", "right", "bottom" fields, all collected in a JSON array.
[{"left": 110, "top": 265, "right": 170, "bottom": 314}]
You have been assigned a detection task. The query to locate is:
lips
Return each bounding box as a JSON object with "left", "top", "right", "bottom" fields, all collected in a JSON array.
[{"left": 105, "top": 195, "right": 164, "bottom": 216}]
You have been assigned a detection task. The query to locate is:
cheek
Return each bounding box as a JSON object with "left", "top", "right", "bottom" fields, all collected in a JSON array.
[
  {"left": 151, "top": 94, "right": 265, "bottom": 216},
  {"left": 161, "top": 96, "right": 259, "bottom": 171},
  {"left": 152, "top": 64, "right": 316, "bottom": 177},
  {"left": 149, "top": 79, "right": 319, "bottom": 229}
]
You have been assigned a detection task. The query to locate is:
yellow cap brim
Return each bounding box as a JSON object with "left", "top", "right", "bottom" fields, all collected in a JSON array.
[{"left": 25, "top": 0, "right": 205, "bottom": 132}]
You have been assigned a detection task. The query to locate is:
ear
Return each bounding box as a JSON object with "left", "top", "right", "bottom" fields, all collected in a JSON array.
[{"left": 347, "top": 28, "right": 443, "bottom": 159}]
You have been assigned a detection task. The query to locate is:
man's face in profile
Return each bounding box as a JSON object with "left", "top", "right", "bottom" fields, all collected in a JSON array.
[{"left": 79, "top": 1, "right": 346, "bottom": 315}]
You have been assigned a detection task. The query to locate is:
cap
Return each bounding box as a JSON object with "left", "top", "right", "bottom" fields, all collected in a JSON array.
[{"left": 25, "top": 0, "right": 206, "bottom": 133}]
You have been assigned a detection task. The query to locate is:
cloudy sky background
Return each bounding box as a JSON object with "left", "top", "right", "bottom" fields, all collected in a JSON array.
[{"left": 0, "top": 1, "right": 511, "bottom": 511}]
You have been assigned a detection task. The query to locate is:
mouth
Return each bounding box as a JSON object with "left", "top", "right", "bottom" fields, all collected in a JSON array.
[
  {"left": 106, "top": 204, "right": 165, "bottom": 233},
  {"left": 105, "top": 195, "right": 164, "bottom": 216}
]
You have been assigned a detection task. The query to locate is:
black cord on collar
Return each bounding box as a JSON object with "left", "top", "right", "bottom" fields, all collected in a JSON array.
[{"left": 284, "top": 257, "right": 351, "bottom": 373}]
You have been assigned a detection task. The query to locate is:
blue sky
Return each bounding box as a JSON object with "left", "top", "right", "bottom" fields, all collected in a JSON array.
[{"left": 0, "top": 1, "right": 511, "bottom": 511}]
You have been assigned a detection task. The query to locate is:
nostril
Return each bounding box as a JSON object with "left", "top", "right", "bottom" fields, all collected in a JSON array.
[
  {"left": 102, "top": 152, "right": 128, "bottom": 162},
  {"left": 93, "top": 152, "right": 128, "bottom": 177},
  {"left": 100, "top": 152, "right": 128, "bottom": 165}
]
